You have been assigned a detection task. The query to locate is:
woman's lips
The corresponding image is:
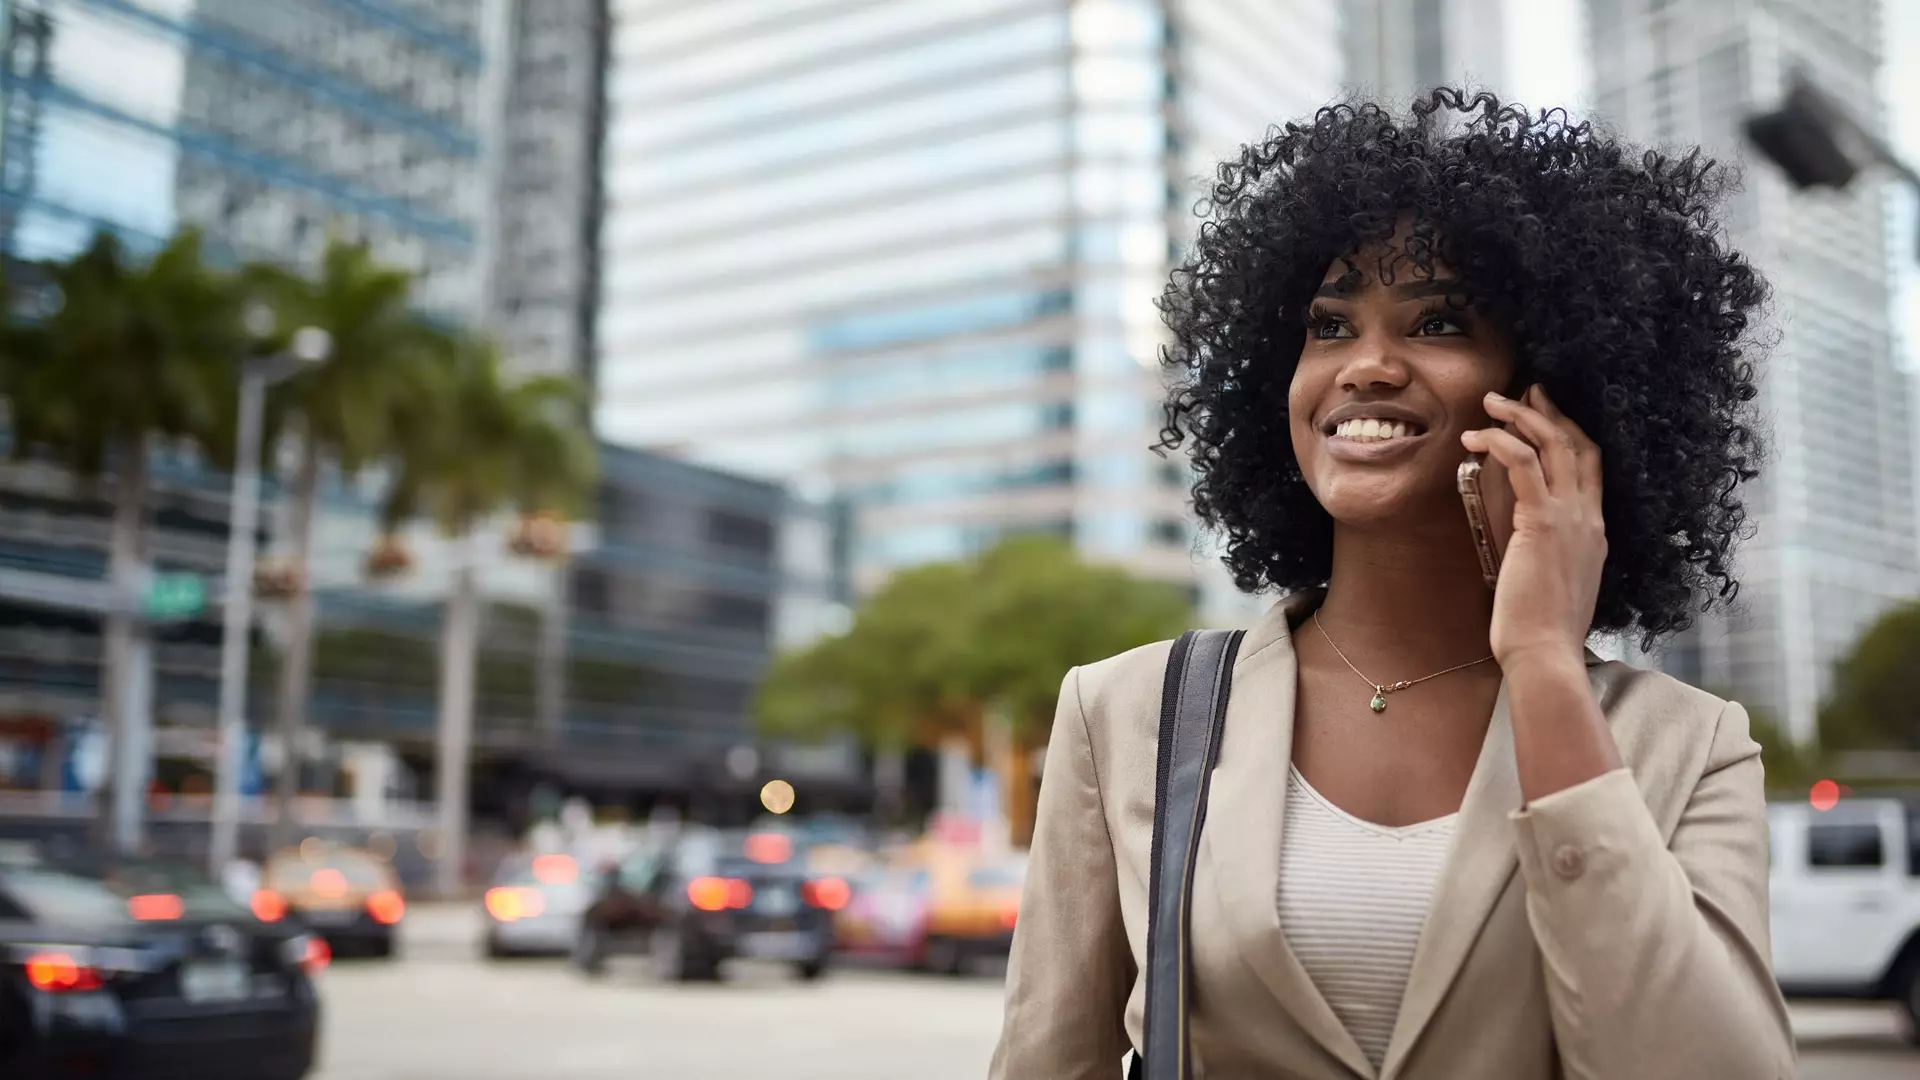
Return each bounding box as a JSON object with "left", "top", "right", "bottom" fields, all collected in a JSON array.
[{"left": 1325, "top": 429, "right": 1430, "bottom": 463}]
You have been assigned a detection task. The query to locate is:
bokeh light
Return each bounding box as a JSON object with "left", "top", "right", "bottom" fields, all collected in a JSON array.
[
  {"left": 760, "top": 779, "right": 796, "bottom": 815},
  {"left": 1809, "top": 778, "right": 1841, "bottom": 811}
]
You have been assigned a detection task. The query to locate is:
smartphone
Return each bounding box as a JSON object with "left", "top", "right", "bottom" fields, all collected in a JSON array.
[{"left": 1457, "top": 454, "right": 1504, "bottom": 590}]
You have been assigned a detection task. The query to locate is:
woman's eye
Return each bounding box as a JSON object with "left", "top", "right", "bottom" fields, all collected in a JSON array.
[
  {"left": 1308, "top": 315, "right": 1354, "bottom": 340},
  {"left": 1416, "top": 314, "right": 1465, "bottom": 336}
]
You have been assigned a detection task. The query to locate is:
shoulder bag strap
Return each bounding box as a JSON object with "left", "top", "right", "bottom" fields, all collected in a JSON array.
[{"left": 1133, "top": 627, "right": 1245, "bottom": 1080}]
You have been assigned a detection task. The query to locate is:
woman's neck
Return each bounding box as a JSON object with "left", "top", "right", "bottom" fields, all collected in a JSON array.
[{"left": 1312, "top": 517, "right": 1497, "bottom": 670}]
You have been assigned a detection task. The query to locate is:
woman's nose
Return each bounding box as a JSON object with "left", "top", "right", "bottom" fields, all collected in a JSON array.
[{"left": 1336, "top": 335, "right": 1412, "bottom": 392}]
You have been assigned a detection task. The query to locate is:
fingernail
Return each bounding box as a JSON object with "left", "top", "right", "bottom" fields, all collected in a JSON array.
[{"left": 1485, "top": 391, "right": 1506, "bottom": 402}]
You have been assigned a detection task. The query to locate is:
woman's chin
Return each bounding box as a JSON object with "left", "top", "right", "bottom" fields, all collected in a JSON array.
[{"left": 1313, "top": 476, "right": 1453, "bottom": 529}]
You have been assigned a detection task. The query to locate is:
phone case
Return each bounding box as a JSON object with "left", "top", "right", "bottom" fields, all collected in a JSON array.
[{"left": 1457, "top": 455, "right": 1502, "bottom": 590}]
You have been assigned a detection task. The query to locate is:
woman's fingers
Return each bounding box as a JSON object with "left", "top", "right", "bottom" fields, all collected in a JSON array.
[
  {"left": 1461, "top": 427, "right": 1549, "bottom": 506},
  {"left": 1520, "top": 385, "right": 1604, "bottom": 492},
  {"left": 1484, "top": 390, "right": 1581, "bottom": 492}
]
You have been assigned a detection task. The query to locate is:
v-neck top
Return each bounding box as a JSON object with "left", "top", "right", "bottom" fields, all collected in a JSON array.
[{"left": 1277, "top": 765, "right": 1459, "bottom": 1074}]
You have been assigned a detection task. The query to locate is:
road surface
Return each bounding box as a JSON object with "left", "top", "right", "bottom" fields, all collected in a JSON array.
[{"left": 311, "top": 905, "right": 1914, "bottom": 1079}]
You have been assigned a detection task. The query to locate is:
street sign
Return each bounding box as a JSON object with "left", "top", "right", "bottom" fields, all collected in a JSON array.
[{"left": 143, "top": 574, "right": 207, "bottom": 620}]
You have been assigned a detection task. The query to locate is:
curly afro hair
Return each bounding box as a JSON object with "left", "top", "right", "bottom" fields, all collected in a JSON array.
[{"left": 1156, "top": 88, "right": 1768, "bottom": 643}]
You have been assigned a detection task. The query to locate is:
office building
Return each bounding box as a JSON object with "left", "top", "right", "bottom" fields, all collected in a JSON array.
[
  {"left": 307, "top": 443, "right": 860, "bottom": 823},
  {"left": 0, "top": 3, "right": 731, "bottom": 825},
  {"left": 0, "top": 0, "right": 497, "bottom": 775},
  {"left": 597, "top": 0, "right": 1341, "bottom": 617},
  {"left": 1342, "top": 0, "right": 1510, "bottom": 104},
  {"left": 490, "top": 0, "right": 608, "bottom": 382},
  {"left": 1586, "top": 0, "right": 1920, "bottom": 741},
  {"left": 1, "top": 0, "right": 496, "bottom": 318}
]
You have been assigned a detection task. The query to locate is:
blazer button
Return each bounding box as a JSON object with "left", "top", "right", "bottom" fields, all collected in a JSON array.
[{"left": 1551, "top": 844, "right": 1586, "bottom": 881}]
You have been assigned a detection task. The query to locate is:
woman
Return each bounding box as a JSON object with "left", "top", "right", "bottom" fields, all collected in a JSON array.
[{"left": 991, "top": 90, "right": 1794, "bottom": 1080}]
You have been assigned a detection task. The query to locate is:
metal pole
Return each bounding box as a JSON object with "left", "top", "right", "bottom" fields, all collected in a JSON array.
[
  {"left": 111, "top": 612, "right": 152, "bottom": 853},
  {"left": 210, "top": 366, "right": 266, "bottom": 875}
]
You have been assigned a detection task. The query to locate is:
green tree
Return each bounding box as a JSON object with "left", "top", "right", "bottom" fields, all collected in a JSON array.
[
  {"left": 1819, "top": 597, "right": 1920, "bottom": 752},
  {"left": 246, "top": 237, "right": 452, "bottom": 845},
  {"left": 1745, "top": 703, "right": 1829, "bottom": 795},
  {"left": 380, "top": 338, "right": 594, "bottom": 893},
  {"left": 1, "top": 230, "right": 242, "bottom": 847},
  {"left": 756, "top": 535, "right": 1193, "bottom": 841}
]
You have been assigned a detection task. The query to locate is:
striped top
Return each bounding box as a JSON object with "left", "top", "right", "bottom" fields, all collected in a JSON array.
[{"left": 1277, "top": 766, "right": 1458, "bottom": 1073}]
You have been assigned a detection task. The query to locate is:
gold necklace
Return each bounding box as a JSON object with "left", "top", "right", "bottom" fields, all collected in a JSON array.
[{"left": 1313, "top": 611, "right": 1495, "bottom": 713}]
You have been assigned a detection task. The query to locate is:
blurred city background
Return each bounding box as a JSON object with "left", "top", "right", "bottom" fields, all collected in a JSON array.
[{"left": 0, "top": 0, "right": 1914, "bottom": 1077}]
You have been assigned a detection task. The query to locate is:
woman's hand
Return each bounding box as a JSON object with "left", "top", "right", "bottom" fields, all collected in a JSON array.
[{"left": 1460, "top": 385, "right": 1608, "bottom": 674}]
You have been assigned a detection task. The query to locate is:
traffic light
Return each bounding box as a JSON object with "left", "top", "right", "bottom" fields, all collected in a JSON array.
[
  {"left": 1743, "top": 77, "right": 1861, "bottom": 190},
  {"left": 1744, "top": 70, "right": 1920, "bottom": 260}
]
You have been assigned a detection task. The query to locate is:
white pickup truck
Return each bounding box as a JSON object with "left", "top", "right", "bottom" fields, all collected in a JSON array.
[{"left": 1768, "top": 795, "right": 1920, "bottom": 1039}]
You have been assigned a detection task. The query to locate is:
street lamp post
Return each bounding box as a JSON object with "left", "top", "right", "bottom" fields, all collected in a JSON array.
[{"left": 209, "top": 311, "right": 330, "bottom": 876}]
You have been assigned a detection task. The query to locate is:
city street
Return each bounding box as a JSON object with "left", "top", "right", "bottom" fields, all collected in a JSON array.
[{"left": 310, "top": 905, "right": 1917, "bottom": 1080}]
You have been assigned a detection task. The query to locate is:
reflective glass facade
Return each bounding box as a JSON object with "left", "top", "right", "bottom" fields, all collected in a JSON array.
[
  {"left": 0, "top": 0, "right": 492, "bottom": 317},
  {"left": 1340, "top": 0, "right": 1509, "bottom": 105},
  {"left": 599, "top": 0, "right": 1339, "bottom": 605},
  {"left": 1588, "top": 0, "right": 1920, "bottom": 739}
]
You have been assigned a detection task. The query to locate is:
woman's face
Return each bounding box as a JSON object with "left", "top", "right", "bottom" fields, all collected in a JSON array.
[{"left": 1287, "top": 241, "right": 1519, "bottom": 529}]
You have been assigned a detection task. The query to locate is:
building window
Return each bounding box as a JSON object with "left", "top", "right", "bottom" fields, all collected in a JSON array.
[
  {"left": 1412, "top": 0, "right": 1445, "bottom": 93},
  {"left": 702, "top": 593, "right": 769, "bottom": 632},
  {"left": 569, "top": 567, "right": 611, "bottom": 617},
  {"left": 707, "top": 509, "right": 774, "bottom": 555}
]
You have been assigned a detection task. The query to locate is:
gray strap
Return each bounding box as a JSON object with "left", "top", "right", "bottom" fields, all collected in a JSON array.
[{"left": 1140, "top": 628, "right": 1244, "bottom": 1080}]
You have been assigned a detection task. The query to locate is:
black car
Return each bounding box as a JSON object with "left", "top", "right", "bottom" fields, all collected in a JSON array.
[
  {"left": 572, "top": 827, "right": 844, "bottom": 983},
  {"left": 0, "top": 846, "right": 322, "bottom": 1080}
]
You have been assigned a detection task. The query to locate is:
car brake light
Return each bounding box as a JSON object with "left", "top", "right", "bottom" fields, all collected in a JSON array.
[
  {"left": 1000, "top": 909, "right": 1018, "bottom": 930},
  {"left": 532, "top": 853, "right": 577, "bottom": 884},
  {"left": 311, "top": 868, "right": 348, "bottom": 898},
  {"left": 688, "top": 876, "right": 752, "bottom": 912},
  {"left": 251, "top": 889, "right": 288, "bottom": 922},
  {"left": 128, "top": 893, "right": 184, "bottom": 921},
  {"left": 485, "top": 886, "right": 544, "bottom": 922},
  {"left": 302, "top": 935, "right": 330, "bottom": 974},
  {"left": 24, "top": 951, "right": 104, "bottom": 993},
  {"left": 803, "top": 877, "right": 851, "bottom": 912},
  {"left": 743, "top": 833, "right": 793, "bottom": 864},
  {"left": 366, "top": 889, "right": 406, "bottom": 925}
]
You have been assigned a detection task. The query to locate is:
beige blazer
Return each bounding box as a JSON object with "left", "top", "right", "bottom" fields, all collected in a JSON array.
[{"left": 990, "top": 592, "right": 1795, "bottom": 1080}]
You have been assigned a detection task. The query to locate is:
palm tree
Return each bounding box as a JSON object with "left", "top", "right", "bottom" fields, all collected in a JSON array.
[
  {"left": 248, "top": 238, "right": 449, "bottom": 847},
  {"left": 0, "top": 229, "right": 242, "bottom": 849},
  {"left": 381, "top": 337, "right": 593, "bottom": 894}
]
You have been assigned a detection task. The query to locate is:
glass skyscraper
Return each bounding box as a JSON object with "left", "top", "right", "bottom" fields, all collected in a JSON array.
[
  {"left": 0, "top": 0, "right": 495, "bottom": 318},
  {"left": 1342, "top": 0, "right": 1510, "bottom": 105},
  {"left": 597, "top": 0, "right": 1340, "bottom": 614},
  {"left": 1586, "top": 0, "right": 1919, "bottom": 740}
]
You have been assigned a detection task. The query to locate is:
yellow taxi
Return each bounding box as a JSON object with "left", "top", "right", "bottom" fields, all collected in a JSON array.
[{"left": 912, "top": 846, "right": 1027, "bottom": 975}]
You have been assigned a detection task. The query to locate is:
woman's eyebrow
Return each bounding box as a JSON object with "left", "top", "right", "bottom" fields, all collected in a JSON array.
[{"left": 1311, "top": 276, "right": 1466, "bottom": 300}]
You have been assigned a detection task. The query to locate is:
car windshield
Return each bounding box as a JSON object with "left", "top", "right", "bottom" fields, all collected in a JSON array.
[
  {"left": 0, "top": 866, "right": 130, "bottom": 922},
  {"left": 2, "top": 857, "right": 247, "bottom": 923},
  {"left": 493, "top": 854, "right": 591, "bottom": 903},
  {"left": 267, "top": 850, "right": 391, "bottom": 891},
  {"left": 680, "top": 831, "right": 810, "bottom": 878}
]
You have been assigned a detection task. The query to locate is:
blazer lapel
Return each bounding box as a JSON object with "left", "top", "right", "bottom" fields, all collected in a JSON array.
[
  {"left": 1200, "top": 593, "right": 1376, "bottom": 1078},
  {"left": 1379, "top": 653, "right": 1609, "bottom": 1078}
]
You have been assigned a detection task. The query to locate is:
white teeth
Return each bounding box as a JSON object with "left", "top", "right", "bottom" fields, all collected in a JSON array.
[{"left": 1334, "top": 419, "right": 1417, "bottom": 442}]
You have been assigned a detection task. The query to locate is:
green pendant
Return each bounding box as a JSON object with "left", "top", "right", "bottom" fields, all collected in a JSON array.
[{"left": 1369, "top": 690, "right": 1388, "bottom": 713}]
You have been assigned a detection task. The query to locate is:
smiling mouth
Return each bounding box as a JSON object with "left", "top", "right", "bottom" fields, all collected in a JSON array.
[{"left": 1328, "top": 418, "right": 1428, "bottom": 443}]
